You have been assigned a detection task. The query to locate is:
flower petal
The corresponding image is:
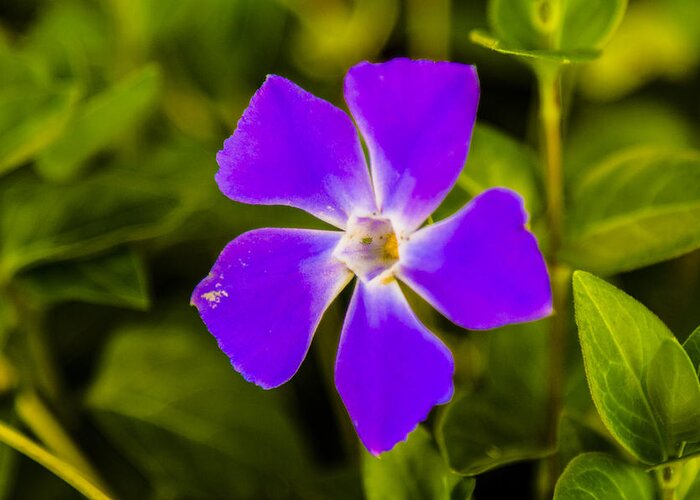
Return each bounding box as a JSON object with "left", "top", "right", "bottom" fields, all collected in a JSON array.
[
  {"left": 335, "top": 280, "right": 454, "bottom": 455},
  {"left": 216, "top": 76, "right": 376, "bottom": 229},
  {"left": 398, "top": 188, "right": 552, "bottom": 330},
  {"left": 192, "top": 228, "right": 352, "bottom": 389},
  {"left": 344, "top": 58, "right": 479, "bottom": 233}
]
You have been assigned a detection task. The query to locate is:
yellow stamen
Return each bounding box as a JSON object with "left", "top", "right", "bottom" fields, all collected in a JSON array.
[{"left": 383, "top": 233, "right": 399, "bottom": 260}]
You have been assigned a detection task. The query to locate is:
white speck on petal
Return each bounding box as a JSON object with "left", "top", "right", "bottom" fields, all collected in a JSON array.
[{"left": 200, "top": 290, "right": 229, "bottom": 309}]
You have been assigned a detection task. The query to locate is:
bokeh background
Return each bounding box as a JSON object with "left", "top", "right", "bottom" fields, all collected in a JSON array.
[{"left": 0, "top": 0, "right": 699, "bottom": 498}]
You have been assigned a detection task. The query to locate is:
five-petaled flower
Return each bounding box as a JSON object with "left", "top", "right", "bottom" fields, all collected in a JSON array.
[{"left": 192, "top": 58, "right": 552, "bottom": 455}]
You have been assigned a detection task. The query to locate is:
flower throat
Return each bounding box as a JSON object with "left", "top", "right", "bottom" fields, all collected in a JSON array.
[{"left": 333, "top": 215, "right": 400, "bottom": 283}]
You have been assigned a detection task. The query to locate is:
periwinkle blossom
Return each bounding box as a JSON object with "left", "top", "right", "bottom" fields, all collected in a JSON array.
[{"left": 192, "top": 58, "right": 552, "bottom": 455}]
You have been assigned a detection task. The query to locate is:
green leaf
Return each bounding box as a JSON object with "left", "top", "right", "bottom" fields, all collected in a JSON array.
[
  {"left": 0, "top": 170, "right": 179, "bottom": 280},
  {"left": 473, "top": 0, "right": 627, "bottom": 62},
  {"left": 645, "top": 340, "right": 700, "bottom": 448},
  {"left": 470, "top": 30, "right": 599, "bottom": 63},
  {"left": 565, "top": 100, "right": 697, "bottom": 184},
  {"left": 437, "top": 322, "right": 551, "bottom": 475},
  {"left": 683, "top": 326, "right": 700, "bottom": 376},
  {"left": 15, "top": 248, "right": 149, "bottom": 310},
  {"left": 576, "top": 2, "right": 700, "bottom": 102},
  {"left": 438, "top": 393, "right": 551, "bottom": 476},
  {"left": 557, "top": 413, "right": 617, "bottom": 469},
  {"left": 0, "top": 85, "right": 78, "bottom": 176},
  {"left": 562, "top": 149, "right": 700, "bottom": 275},
  {"left": 362, "top": 426, "right": 473, "bottom": 500},
  {"left": 677, "top": 457, "right": 700, "bottom": 500},
  {"left": 36, "top": 65, "right": 161, "bottom": 181},
  {"left": 22, "top": 1, "right": 111, "bottom": 84},
  {"left": 553, "top": 452, "right": 655, "bottom": 500},
  {"left": 87, "top": 321, "right": 314, "bottom": 498},
  {"left": 459, "top": 124, "right": 541, "bottom": 216},
  {"left": 556, "top": 0, "right": 628, "bottom": 49},
  {"left": 573, "top": 271, "right": 700, "bottom": 463}
]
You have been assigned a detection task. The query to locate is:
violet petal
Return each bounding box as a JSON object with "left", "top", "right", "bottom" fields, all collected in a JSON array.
[
  {"left": 192, "top": 228, "right": 352, "bottom": 389},
  {"left": 216, "top": 75, "right": 376, "bottom": 229},
  {"left": 344, "top": 58, "right": 479, "bottom": 233},
  {"left": 398, "top": 188, "right": 553, "bottom": 330},
  {"left": 335, "top": 280, "right": 454, "bottom": 455}
]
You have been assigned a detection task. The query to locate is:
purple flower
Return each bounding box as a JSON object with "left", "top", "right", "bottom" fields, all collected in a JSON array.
[{"left": 192, "top": 58, "right": 552, "bottom": 455}]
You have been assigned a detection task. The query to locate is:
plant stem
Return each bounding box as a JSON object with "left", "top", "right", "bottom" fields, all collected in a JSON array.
[
  {"left": 0, "top": 419, "right": 111, "bottom": 500},
  {"left": 536, "top": 61, "right": 567, "bottom": 498},
  {"left": 538, "top": 63, "right": 564, "bottom": 255},
  {"left": 657, "top": 464, "right": 681, "bottom": 500},
  {"left": 15, "top": 391, "right": 109, "bottom": 494},
  {"left": 7, "top": 285, "right": 110, "bottom": 496}
]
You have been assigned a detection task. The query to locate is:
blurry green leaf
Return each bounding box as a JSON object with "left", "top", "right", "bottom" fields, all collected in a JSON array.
[
  {"left": 87, "top": 321, "right": 314, "bottom": 498},
  {"left": 0, "top": 170, "right": 180, "bottom": 280},
  {"left": 110, "top": 0, "right": 286, "bottom": 109},
  {"left": 573, "top": 271, "right": 700, "bottom": 463},
  {"left": 437, "top": 393, "right": 550, "bottom": 475},
  {"left": 683, "top": 326, "right": 700, "bottom": 376},
  {"left": 437, "top": 322, "right": 551, "bottom": 475},
  {"left": 0, "top": 50, "right": 50, "bottom": 89},
  {"left": 557, "top": 414, "right": 617, "bottom": 469},
  {"left": 0, "top": 85, "right": 78, "bottom": 176},
  {"left": 578, "top": 2, "right": 700, "bottom": 101},
  {"left": 460, "top": 124, "right": 541, "bottom": 216},
  {"left": 485, "top": 321, "right": 549, "bottom": 407},
  {"left": 362, "top": 426, "right": 472, "bottom": 500},
  {"left": 562, "top": 149, "right": 700, "bottom": 275},
  {"left": 565, "top": 100, "right": 697, "bottom": 182},
  {"left": 16, "top": 249, "right": 149, "bottom": 310},
  {"left": 472, "top": 0, "right": 627, "bottom": 62},
  {"left": 284, "top": 0, "right": 399, "bottom": 78},
  {"left": 22, "top": 0, "right": 111, "bottom": 84},
  {"left": 36, "top": 65, "right": 161, "bottom": 181},
  {"left": 553, "top": 453, "right": 654, "bottom": 500}
]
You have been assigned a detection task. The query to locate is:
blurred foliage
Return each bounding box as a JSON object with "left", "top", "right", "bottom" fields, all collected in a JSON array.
[{"left": 0, "top": 0, "right": 697, "bottom": 499}]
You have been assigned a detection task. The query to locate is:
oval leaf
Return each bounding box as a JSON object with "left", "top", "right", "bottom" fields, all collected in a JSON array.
[
  {"left": 563, "top": 149, "right": 700, "bottom": 275},
  {"left": 683, "top": 326, "right": 700, "bottom": 376},
  {"left": 645, "top": 340, "right": 700, "bottom": 448},
  {"left": 554, "top": 452, "right": 655, "bottom": 500},
  {"left": 573, "top": 271, "right": 700, "bottom": 463},
  {"left": 473, "top": 0, "right": 627, "bottom": 62}
]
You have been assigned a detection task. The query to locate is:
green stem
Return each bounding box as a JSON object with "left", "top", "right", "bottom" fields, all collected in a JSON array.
[
  {"left": 0, "top": 419, "right": 111, "bottom": 500},
  {"left": 15, "top": 391, "right": 109, "bottom": 494},
  {"left": 538, "top": 64, "right": 564, "bottom": 255},
  {"left": 6, "top": 285, "right": 110, "bottom": 495},
  {"left": 657, "top": 464, "right": 682, "bottom": 500},
  {"left": 536, "top": 61, "right": 567, "bottom": 498}
]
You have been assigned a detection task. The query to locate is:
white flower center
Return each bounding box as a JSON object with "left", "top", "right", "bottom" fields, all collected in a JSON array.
[{"left": 333, "top": 215, "right": 401, "bottom": 283}]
